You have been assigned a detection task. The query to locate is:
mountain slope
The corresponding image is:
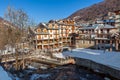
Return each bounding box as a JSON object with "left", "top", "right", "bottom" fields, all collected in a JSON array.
[{"left": 68, "top": 0, "right": 120, "bottom": 22}]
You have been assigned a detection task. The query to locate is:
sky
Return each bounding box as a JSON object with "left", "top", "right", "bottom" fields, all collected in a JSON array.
[{"left": 0, "top": 0, "right": 103, "bottom": 23}]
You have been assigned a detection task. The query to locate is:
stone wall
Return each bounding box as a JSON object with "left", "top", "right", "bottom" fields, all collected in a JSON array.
[{"left": 74, "top": 57, "right": 120, "bottom": 79}]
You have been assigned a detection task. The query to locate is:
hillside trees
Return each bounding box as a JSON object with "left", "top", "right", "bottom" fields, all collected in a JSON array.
[{"left": 68, "top": 0, "right": 120, "bottom": 22}]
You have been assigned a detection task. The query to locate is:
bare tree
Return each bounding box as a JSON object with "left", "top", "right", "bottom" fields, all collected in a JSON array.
[
  {"left": 0, "top": 25, "right": 7, "bottom": 50},
  {"left": 4, "top": 6, "right": 29, "bottom": 70}
]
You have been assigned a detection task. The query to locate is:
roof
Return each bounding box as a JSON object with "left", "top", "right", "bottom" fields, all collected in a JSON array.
[
  {"left": 79, "top": 24, "right": 116, "bottom": 30},
  {"left": 79, "top": 24, "right": 99, "bottom": 30},
  {"left": 37, "top": 23, "right": 48, "bottom": 29},
  {"left": 100, "top": 24, "right": 115, "bottom": 29},
  {"left": 113, "top": 10, "right": 120, "bottom": 13},
  {"left": 103, "top": 19, "right": 115, "bottom": 23}
]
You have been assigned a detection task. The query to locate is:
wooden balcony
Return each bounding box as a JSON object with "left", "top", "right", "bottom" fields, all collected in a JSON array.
[
  {"left": 76, "top": 36, "right": 94, "bottom": 40},
  {"left": 37, "top": 42, "right": 42, "bottom": 45},
  {"left": 49, "top": 41, "right": 54, "bottom": 43},
  {"left": 48, "top": 27, "right": 59, "bottom": 30},
  {"left": 36, "top": 32, "right": 49, "bottom": 35},
  {"left": 59, "top": 41, "right": 63, "bottom": 43},
  {"left": 116, "top": 15, "right": 120, "bottom": 18},
  {"left": 54, "top": 32, "right": 59, "bottom": 34}
]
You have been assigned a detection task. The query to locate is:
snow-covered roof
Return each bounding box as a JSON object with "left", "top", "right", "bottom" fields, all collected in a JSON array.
[
  {"left": 94, "top": 37, "right": 109, "bottom": 40},
  {"left": 53, "top": 53, "right": 65, "bottom": 59},
  {"left": 100, "top": 24, "right": 115, "bottom": 29},
  {"left": 104, "top": 19, "right": 115, "bottom": 23},
  {"left": 79, "top": 24, "right": 99, "bottom": 30},
  {"left": 79, "top": 24, "right": 116, "bottom": 30},
  {"left": 36, "top": 23, "right": 48, "bottom": 29}
]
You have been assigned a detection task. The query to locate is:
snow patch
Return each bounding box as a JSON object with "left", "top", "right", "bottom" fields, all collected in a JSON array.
[
  {"left": 0, "top": 66, "right": 12, "bottom": 80},
  {"left": 63, "top": 48, "right": 120, "bottom": 70},
  {"left": 27, "top": 65, "right": 37, "bottom": 70},
  {"left": 30, "top": 74, "right": 50, "bottom": 80},
  {"left": 53, "top": 53, "right": 65, "bottom": 58}
]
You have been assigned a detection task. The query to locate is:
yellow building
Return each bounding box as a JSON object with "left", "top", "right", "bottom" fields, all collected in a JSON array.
[{"left": 29, "top": 19, "right": 75, "bottom": 54}]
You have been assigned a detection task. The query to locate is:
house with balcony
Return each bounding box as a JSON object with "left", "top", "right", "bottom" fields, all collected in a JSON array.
[
  {"left": 94, "top": 24, "right": 118, "bottom": 51},
  {"left": 112, "top": 10, "right": 120, "bottom": 51},
  {"left": 76, "top": 23, "right": 118, "bottom": 51},
  {"left": 114, "top": 10, "right": 120, "bottom": 31},
  {"left": 76, "top": 24, "right": 97, "bottom": 48},
  {"left": 28, "top": 19, "right": 76, "bottom": 56}
]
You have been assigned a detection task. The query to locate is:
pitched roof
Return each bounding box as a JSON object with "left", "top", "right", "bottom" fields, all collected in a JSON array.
[
  {"left": 79, "top": 24, "right": 116, "bottom": 30},
  {"left": 35, "top": 23, "right": 48, "bottom": 30}
]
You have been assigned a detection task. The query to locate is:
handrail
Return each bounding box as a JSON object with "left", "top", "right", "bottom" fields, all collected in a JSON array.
[{"left": 0, "top": 53, "right": 75, "bottom": 65}]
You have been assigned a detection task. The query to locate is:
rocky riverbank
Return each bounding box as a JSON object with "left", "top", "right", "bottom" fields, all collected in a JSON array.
[{"left": 8, "top": 64, "right": 111, "bottom": 80}]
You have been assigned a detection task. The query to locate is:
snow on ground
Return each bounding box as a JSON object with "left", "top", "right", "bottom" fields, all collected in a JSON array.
[
  {"left": 63, "top": 48, "right": 120, "bottom": 70},
  {"left": 0, "top": 66, "right": 12, "bottom": 80},
  {"left": 30, "top": 74, "right": 50, "bottom": 80},
  {"left": 53, "top": 52, "right": 65, "bottom": 58},
  {"left": 27, "top": 65, "right": 37, "bottom": 70}
]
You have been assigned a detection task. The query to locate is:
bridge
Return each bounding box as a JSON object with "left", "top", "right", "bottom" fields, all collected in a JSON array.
[{"left": 0, "top": 52, "right": 75, "bottom": 70}]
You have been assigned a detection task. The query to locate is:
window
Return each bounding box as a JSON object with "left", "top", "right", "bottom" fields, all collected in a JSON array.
[
  {"left": 107, "top": 29, "right": 109, "bottom": 33},
  {"left": 38, "top": 35, "right": 41, "bottom": 39},
  {"left": 50, "top": 35, "right": 52, "bottom": 37},
  {"left": 48, "top": 24, "right": 52, "bottom": 29},
  {"left": 101, "top": 29, "right": 103, "bottom": 33},
  {"left": 43, "top": 29, "right": 47, "bottom": 32},
  {"left": 50, "top": 30, "right": 52, "bottom": 32},
  {"left": 44, "top": 35, "right": 47, "bottom": 37},
  {"left": 55, "top": 25, "right": 58, "bottom": 28},
  {"left": 37, "top": 29, "right": 41, "bottom": 32}
]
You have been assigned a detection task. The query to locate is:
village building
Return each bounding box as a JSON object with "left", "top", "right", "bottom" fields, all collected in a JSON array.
[
  {"left": 94, "top": 24, "right": 118, "bottom": 51},
  {"left": 113, "top": 10, "right": 120, "bottom": 51},
  {"left": 75, "top": 10, "right": 120, "bottom": 51},
  {"left": 76, "top": 22, "right": 120, "bottom": 51},
  {"left": 76, "top": 24, "right": 117, "bottom": 50},
  {"left": 29, "top": 20, "right": 76, "bottom": 56},
  {"left": 114, "top": 10, "right": 120, "bottom": 31}
]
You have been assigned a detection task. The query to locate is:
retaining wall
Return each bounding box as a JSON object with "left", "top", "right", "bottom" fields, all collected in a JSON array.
[{"left": 74, "top": 57, "right": 120, "bottom": 79}]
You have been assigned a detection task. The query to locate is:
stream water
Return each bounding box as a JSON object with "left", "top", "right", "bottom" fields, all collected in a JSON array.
[{"left": 11, "top": 64, "right": 113, "bottom": 80}]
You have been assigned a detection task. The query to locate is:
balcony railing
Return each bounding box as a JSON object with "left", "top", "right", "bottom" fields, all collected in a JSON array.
[
  {"left": 48, "top": 27, "right": 59, "bottom": 30},
  {"left": 116, "top": 15, "right": 120, "bottom": 18},
  {"left": 54, "top": 32, "right": 59, "bottom": 34},
  {"left": 115, "top": 19, "right": 120, "bottom": 23},
  {"left": 37, "top": 43, "right": 42, "bottom": 45}
]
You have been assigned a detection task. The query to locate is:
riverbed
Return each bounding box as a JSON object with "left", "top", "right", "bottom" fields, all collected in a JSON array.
[{"left": 11, "top": 64, "right": 112, "bottom": 80}]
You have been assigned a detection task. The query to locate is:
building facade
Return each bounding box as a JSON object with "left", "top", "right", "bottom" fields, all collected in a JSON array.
[
  {"left": 29, "top": 20, "right": 76, "bottom": 55},
  {"left": 94, "top": 25, "right": 118, "bottom": 51},
  {"left": 76, "top": 23, "right": 119, "bottom": 51},
  {"left": 114, "top": 10, "right": 120, "bottom": 31}
]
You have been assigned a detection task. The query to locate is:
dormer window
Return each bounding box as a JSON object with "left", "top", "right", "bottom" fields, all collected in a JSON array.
[
  {"left": 43, "top": 29, "right": 47, "bottom": 33},
  {"left": 37, "top": 29, "right": 41, "bottom": 32}
]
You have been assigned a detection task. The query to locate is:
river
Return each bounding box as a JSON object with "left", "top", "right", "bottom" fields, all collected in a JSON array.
[{"left": 12, "top": 64, "right": 112, "bottom": 80}]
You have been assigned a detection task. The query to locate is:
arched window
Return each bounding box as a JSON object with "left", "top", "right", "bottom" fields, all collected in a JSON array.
[
  {"left": 49, "top": 24, "right": 53, "bottom": 28},
  {"left": 43, "top": 29, "right": 47, "bottom": 33},
  {"left": 37, "top": 28, "right": 41, "bottom": 32}
]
